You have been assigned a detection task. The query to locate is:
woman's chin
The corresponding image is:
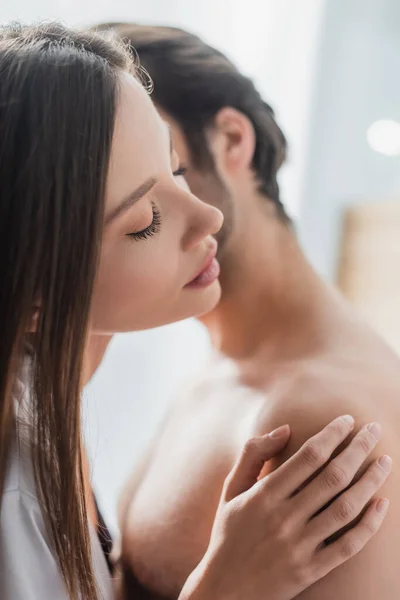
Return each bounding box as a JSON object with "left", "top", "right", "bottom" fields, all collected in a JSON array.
[
  {"left": 94, "top": 280, "right": 222, "bottom": 333},
  {"left": 154, "top": 279, "right": 222, "bottom": 328},
  {"left": 190, "top": 278, "right": 222, "bottom": 318}
]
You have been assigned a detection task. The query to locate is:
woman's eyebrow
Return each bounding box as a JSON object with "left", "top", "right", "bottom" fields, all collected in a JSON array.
[
  {"left": 104, "top": 177, "right": 157, "bottom": 226},
  {"left": 105, "top": 123, "right": 171, "bottom": 227}
]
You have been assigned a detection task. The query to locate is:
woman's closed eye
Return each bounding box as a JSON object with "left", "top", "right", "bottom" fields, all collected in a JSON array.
[
  {"left": 126, "top": 167, "right": 187, "bottom": 241},
  {"left": 127, "top": 203, "right": 162, "bottom": 241}
]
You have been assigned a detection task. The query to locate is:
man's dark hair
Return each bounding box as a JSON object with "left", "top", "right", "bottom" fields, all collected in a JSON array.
[{"left": 96, "top": 23, "right": 289, "bottom": 222}]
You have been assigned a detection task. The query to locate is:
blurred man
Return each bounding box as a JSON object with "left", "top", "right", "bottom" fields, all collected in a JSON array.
[{"left": 99, "top": 24, "right": 400, "bottom": 600}]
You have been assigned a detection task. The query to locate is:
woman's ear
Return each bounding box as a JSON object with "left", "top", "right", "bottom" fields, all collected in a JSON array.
[{"left": 207, "top": 107, "right": 256, "bottom": 175}]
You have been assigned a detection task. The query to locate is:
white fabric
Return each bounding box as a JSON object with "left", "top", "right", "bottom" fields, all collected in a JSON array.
[{"left": 0, "top": 372, "right": 115, "bottom": 600}]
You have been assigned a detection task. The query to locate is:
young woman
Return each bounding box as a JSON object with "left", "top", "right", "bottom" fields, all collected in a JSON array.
[{"left": 0, "top": 23, "right": 391, "bottom": 600}]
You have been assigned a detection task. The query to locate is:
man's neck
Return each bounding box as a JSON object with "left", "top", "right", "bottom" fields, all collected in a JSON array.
[{"left": 200, "top": 211, "right": 348, "bottom": 381}]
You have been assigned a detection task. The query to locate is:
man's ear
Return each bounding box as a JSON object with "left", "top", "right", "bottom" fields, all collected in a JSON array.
[{"left": 207, "top": 107, "right": 256, "bottom": 175}]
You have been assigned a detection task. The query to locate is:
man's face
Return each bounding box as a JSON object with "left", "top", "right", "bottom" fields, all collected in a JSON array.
[{"left": 156, "top": 108, "right": 235, "bottom": 260}]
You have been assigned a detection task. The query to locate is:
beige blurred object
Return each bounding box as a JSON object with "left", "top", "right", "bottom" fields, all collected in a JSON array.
[{"left": 338, "top": 199, "right": 400, "bottom": 355}]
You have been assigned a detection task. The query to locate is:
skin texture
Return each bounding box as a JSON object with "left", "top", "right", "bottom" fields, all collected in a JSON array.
[
  {"left": 81, "top": 72, "right": 222, "bottom": 543},
  {"left": 90, "top": 73, "right": 223, "bottom": 337},
  {"left": 10, "top": 32, "right": 389, "bottom": 600},
  {"left": 119, "top": 105, "right": 400, "bottom": 599}
]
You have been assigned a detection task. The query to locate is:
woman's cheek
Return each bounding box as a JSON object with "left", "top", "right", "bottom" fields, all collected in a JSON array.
[
  {"left": 92, "top": 238, "right": 183, "bottom": 331},
  {"left": 119, "top": 247, "right": 178, "bottom": 303}
]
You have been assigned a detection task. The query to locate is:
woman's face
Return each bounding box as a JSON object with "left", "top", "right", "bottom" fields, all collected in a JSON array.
[{"left": 90, "top": 73, "right": 223, "bottom": 333}]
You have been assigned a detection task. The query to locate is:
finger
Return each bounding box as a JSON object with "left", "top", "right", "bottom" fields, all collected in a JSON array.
[
  {"left": 264, "top": 415, "right": 355, "bottom": 499},
  {"left": 293, "top": 422, "right": 381, "bottom": 521},
  {"left": 312, "top": 497, "right": 389, "bottom": 579},
  {"left": 223, "top": 426, "right": 290, "bottom": 501},
  {"left": 307, "top": 455, "right": 392, "bottom": 544}
]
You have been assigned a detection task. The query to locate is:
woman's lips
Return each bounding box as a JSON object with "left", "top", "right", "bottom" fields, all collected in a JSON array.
[{"left": 185, "top": 250, "right": 220, "bottom": 289}]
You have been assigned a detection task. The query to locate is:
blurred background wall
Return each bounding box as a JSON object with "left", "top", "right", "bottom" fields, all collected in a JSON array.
[{"left": 2, "top": 0, "right": 400, "bottom": 531}]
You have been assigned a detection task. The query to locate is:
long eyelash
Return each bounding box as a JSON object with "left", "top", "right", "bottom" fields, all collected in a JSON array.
[
  {"left": 173, "top": 166, "right": 187, "bottom": 177},
  {"left": 126, "top": 166, "right": 185, "bottom": 242},
  {"left": 127, "top": 204, "right": 162, "bottom": 241}
]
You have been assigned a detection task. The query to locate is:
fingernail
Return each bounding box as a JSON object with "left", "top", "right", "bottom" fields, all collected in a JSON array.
[
  {"left": 367, "top": 422, "right": 382, "bottom": 440},
  {"left": 269, "top": 425, "right": 290, "bottom": 439},
  {"left": 376, "top": 498, "right": 389, "bottom": 515},
  {"left": 378, "top": 455, "right": 393, "bottom": 473},
  {"left": 340, "top": 415, "right": 354, "bottom": 427}
]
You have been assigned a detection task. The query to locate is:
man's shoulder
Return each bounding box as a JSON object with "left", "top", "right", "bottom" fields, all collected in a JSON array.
[{"left": 254, "top": 356, "right": 369, "bottom": 444}]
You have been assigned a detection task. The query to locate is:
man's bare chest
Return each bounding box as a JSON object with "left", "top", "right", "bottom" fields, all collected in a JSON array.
[{"left": 126, "top": 367, "right": 267, "bottom": 596}]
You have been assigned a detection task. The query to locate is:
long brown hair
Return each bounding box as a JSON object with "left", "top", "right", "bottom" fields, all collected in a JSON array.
[{"left": 0, "top": 23, "right": 133, "bottom": 599}]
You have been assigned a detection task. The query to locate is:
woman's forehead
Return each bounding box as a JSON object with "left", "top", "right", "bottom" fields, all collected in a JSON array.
[{"left": 105, "top": 74, "right": 169, "bottom": 213}]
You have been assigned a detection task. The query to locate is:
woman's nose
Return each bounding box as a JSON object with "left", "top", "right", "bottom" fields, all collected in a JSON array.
[{"left": 182, "top": 194, "right": 224, "bottom": 251}]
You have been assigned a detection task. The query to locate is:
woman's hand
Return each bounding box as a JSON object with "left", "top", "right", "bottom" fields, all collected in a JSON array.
[{"left": 180, "top": 416, "right": 391, "bottom": 600}]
